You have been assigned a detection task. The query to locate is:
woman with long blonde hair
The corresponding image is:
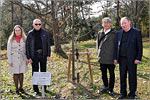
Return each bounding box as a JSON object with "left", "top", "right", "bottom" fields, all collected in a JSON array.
[{"left": 7, "top": 25, "right": 28, "bottom": 95}]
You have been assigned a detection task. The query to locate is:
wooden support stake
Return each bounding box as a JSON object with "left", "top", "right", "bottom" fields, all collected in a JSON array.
[
  {"left": 67, "top": 49, "right": 93, "bottom": 83},
  {"left": 67, "top": 49, "right": 72, "bottom": 81},
  {"left": 86, "top": 49, "right": 93, "bottom": 84}
]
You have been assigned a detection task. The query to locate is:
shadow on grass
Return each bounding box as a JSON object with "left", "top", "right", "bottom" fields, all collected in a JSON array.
[
  {"left": 137, "top": 72, "right": 150, "bottom": 80},
  {"left": 18, "top": 90, "right": 60, "bottom": 99},
  {"left": 67, "top": 82, "right": 120, "bottom": 99},
  {"left": 19, "top": 92, "right": 36, "bottom": 99},
  {"left": 73, "top": 83, "right": 97, "bottom": 99},
  {"left": 56, "top": 52, "right": 68, "bottom": 59},
  {"left": 143, "top": 55, "right": 149, "bottom": 60}
]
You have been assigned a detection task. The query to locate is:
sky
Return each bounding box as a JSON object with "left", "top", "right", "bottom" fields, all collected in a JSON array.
[
  {"left": 90, "top": 1, "right": 116, "bottom": 18},
  {"left": 0, "top": 0, "right": 3, "bottom": 6},
  {"left": 90, "top": 2, "right": 103, "bottom": 18}
]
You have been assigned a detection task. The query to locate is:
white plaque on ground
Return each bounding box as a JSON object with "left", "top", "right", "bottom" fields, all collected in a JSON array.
[{"left": 32, "top": 72, "right": 51, "bottom": 85}]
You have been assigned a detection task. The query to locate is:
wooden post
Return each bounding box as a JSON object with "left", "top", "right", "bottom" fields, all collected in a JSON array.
[
  {"left": 67, "top": 49, "right": 72, "bottom": 81},
  {"left": 86, "top": 49, "right": 93, "bottom": 84},
  {"left": 67, "top": 49, "right": 93, "bottom": 83}
]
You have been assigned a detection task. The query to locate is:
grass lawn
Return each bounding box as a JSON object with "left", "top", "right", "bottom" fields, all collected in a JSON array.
[{"left": 0, "top": 38, "right": 149, "bottom": 99}]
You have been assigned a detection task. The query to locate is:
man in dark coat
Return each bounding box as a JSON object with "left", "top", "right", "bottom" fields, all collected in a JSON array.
[
  {"left": 114, "top": 17, "right": 143, "bottom": 99},
  {"left": 97, "top": 17, "right": 116, "bottom": 95},
  {"left": 26, "top": 19, "right": 51, "bottom": 96}
]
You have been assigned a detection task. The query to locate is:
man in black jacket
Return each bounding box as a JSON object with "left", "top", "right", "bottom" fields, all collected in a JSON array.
[
  {"left": 97, "top": 17, "right": 116, "bottom": 95},
  {"left": 26, "top": 19, "right": 51, "bottom": 96},
  {"left": 114, "top": 17, "right": 143, "bottom": 99}
]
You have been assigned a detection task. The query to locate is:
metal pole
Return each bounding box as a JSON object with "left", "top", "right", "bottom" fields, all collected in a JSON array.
[
  {"left": 72, "top": 0, "right": 75, "bottom": 83},
  {"left": 76, "top": 49, "right": 79, "bottom": 83},
  {"left": 41, "top": 85, "right": 45, "bottom": 97}
]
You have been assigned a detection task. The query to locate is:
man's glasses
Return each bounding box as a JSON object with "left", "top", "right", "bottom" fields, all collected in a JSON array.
[{"left": 35, "top": 24, "right": 41, "bottom": 26}]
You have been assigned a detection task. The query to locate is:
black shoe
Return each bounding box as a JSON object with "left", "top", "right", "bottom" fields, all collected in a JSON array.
[
  {"left": 33, "top": 91, "right": 40, "bottom": 96},
  {"left": 128, "top": 93, "right": 135, "bottom": 99},
  {"left": 118, "top": 95, "right": 127, "bottom": 99},
  {"left": 15, "top": 89, "right": 19, "bottom": 95},
  {"left": 109, "top": 90, "right": 115, "bottom": 95},
  {"left": 128, "top": 96, "right": 135, "bottom": 99},
  {"left": 19, "top": 88, "right": 25, "bottom": 93},
  {"left": 101, "top": 88, "right": 108, "bottom": 93}
]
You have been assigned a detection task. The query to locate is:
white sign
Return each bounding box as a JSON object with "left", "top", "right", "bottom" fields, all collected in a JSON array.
[{"left": 32, "top": 72, "right": 51, "bottom": 85}]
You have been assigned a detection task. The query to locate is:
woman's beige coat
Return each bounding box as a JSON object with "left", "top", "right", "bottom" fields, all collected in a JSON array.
[{"left": 7, "top": 38, "right": 28, "bottom": 74}]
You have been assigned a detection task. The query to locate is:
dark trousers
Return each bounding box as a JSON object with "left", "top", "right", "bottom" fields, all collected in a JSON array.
[
  {"left": 119, "top": 57, "right": 137, "bottom": 96},
  {"left": 32, "top": 52, "right": 47, "bottom": 92},
  {"left": 100, "top": 64, "right": 115, "bottom": 91}
]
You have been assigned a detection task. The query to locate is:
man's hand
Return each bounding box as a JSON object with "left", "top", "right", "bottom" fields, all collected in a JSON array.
[
  {"left": 28, "top": 59, "right": 33, "bottom": 64},
  {"left": 47, "top": 56, "right": 50, "bottom": 61},
  {"left": 114, "top": 60, "right": 118, "bottom": 65},
  {"left": 134, "top": 60, "right": 141, "bottom": 64},
  {"left": 9, "top": 63, "right": 13, "bottom": 67}
]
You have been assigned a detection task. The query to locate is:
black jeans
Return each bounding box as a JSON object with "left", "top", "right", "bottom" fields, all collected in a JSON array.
[
  {"left": 100, "top": 64, "right": 115, "bottom": 91},
  {"left": 119, "top": 56, "right": 137, "bottom": 96},
  {"left": 32, "top": 52, "right": 47, "bottom": 92}
]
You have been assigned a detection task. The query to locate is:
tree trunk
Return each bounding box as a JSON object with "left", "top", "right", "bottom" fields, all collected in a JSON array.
[
  {"left": 51, "top": 1, "right": 64, "bottom": 53},
  {"left": 11, "top": 0, "right": 14, "bottom": 30},
  {"left": 116, "top": 0, "right": 120, "bottom": 30},
  {"left": 133, "top": 1, "right": 138, "bottom": 28},
  {"left": 19, "top": 0, "right": 23, "bottom": 26}
]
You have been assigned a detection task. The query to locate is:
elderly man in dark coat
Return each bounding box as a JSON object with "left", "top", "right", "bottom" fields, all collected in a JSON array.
[
  {"left": 26, "top": 19, "right": 51, "bottom": 96},
  {"left": 97, "top": 17, "right": 117, "bottom": 95},
  {"left": 114, "top": 17, "right": 143, "bottom": 99}
]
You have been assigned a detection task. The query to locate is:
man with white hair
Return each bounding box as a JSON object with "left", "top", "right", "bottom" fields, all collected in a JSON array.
[
  {"left": 114, "top": 17, "right": 143, "bottom": 99},
  {"left": 26, "top": 19, "right": 51, "bottom": 96}
]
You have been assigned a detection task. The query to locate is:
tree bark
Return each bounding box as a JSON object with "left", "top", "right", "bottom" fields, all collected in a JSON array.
[
  {"left": 116, "top": 0, "right": 120, "bottom": 30},
  {"left": 19, "top": 0, "right": 23, "bottom": 26},
  {"left": 51, "top": 1, "right": 64, "bottom": 53},
  {"left": 11, "top": 0, "right": 14, "bottom": 30},
  {"left": 133, "top": 1, "right": 138, "bottom": 28}
]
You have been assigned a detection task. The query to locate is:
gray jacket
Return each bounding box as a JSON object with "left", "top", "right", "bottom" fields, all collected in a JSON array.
[{"left": 97, "top": 29, "right": 116, "bottom": 64}]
